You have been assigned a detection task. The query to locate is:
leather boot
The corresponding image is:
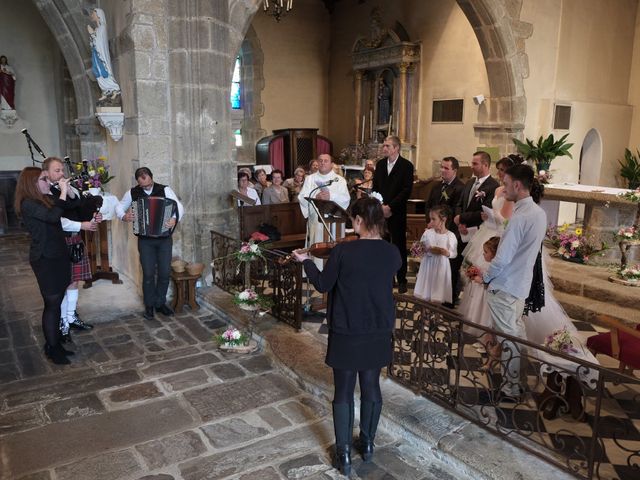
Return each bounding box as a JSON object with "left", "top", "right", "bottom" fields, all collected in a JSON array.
[
  {"left": 44, "top": 343, "right": 71, "bottom": 365},
  {"left": 358, "top": 401, "right": 382, "bottom": 462},
  {"left": 332, "top": 402, "right": 354, "bottom": 476}
]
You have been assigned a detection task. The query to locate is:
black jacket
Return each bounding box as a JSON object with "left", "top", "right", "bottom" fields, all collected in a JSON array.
[
  {"left": 372, "top": 156, "right": 414, "bottom": 218},
  {"left": 425, "top": 177, "right": 465, "bottom": 228},
  {"left": 21, "top": 197, "right": 78, "bottom": 262},
  {"left": 456, "top": 176, "right": 500, "bottom": 228}
]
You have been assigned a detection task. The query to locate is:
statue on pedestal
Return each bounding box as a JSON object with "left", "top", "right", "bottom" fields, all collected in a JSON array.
[
  {"left": 87, "top": 8, "right": 121, "bottom": 106},
  {"left": 377, "top": 77, "right": 391, "bottom": 125},
  {"left": 0, "top": 55, "right": 16, "bottom": 110}
]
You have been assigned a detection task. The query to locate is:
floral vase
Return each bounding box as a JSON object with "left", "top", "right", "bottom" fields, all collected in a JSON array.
[{"left": 239, "top": 303, "right": 260, "bottom": 311}]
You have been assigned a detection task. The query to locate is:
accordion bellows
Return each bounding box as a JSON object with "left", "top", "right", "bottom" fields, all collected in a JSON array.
[{"left": 132, "top": 196, "right": 179, "bottom": 237}]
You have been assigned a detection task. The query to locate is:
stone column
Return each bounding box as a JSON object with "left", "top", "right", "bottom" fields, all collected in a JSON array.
[
  {"left": 398, "top": 62, "right": 409, "bottom": 143},
  {"left": 354, "top": 70, "right": 363, "bottom": 145}
]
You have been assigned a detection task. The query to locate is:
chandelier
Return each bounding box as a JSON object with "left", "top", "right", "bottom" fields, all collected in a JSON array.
[{"left": 263, "top": 0, "right": 293, "bottom": 22}]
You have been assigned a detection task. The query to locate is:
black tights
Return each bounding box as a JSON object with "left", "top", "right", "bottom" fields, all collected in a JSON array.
[
  {"left": 333, "top": 368, "right": 382, "bottom": 404},
  {"left": 42, "top": 292, "right": 65, "bottom": 346}
]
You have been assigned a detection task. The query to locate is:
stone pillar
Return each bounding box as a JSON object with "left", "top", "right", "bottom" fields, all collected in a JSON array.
[
  {"left": 398, "top": 63, "right": 409, "bottom": 143},
  {"left": 354, "top": 70, "right": 363, "bottom": 145}
]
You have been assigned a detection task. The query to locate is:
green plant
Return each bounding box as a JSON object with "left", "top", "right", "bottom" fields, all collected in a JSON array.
[
  {"left": 512, "top": 133, "right": 574, "bottom": 172},
  {"left": 618, "top": 148, "right": 640, "bottom": 190}
]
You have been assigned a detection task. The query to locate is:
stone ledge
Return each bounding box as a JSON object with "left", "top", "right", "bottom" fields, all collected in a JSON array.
[{"left": 197, "top": 286, "right": 575, "bottom": 480}]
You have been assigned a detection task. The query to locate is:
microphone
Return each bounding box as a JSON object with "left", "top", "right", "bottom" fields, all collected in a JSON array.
[
  {"left": 21, "top": 128, "right": 46, "bottom": 158},
  {"left": 324, "top": 178, "right": 339, "bottom": 187}
]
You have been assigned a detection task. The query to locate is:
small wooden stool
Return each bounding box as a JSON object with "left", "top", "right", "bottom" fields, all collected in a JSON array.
[{"left": 171, "top": 271, "right": 200, "bottom": 313}]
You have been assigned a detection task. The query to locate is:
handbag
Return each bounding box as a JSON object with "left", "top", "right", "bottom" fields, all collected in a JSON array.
[{"left": 69, "top": 242, "right": 84, "bottom": 264}]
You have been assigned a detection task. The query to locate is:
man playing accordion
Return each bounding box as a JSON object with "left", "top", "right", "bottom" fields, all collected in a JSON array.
[{"left": 116, "top": 167, "right": 184, "bottom": 320}]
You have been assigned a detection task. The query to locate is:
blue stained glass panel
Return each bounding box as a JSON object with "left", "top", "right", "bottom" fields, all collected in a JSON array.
[{"left": 230, "top": 56, "right": 241, "bottom": 109}]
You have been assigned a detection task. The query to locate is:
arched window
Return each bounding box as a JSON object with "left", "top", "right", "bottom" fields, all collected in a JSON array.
[{"left": 230, "top": 56, "right": 242, "bottom": 109}]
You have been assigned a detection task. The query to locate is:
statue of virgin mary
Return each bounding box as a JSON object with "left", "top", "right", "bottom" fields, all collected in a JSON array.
[{"left": 87, "top": 8, "right": 121, "bottom": 102}]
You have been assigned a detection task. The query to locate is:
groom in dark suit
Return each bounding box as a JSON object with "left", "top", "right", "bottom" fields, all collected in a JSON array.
[
  {"left": 372, "top": 135, "right": 414, "bottom": 293},
  {"left": 425, "top": 156, "right": 465, "bottom": 305},
  {"left": 453, "top": 151, "right": 499, "bottom": 301}
]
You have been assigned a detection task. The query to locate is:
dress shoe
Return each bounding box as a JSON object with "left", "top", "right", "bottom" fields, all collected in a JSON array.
[
  {"left": 60, "top": 332, "right": 73, "bottom": 344},
  {"left": 156, "top": 304, "right": 174, "bottom": 316},
  {"left": 143, "top": 306, "right": 155, "bottom": 320},
  {"left": 397, "top": 282, "right": 408, "bottom": 294},
  {"left": 69, "top": 312, "right": 94, "bottom": 330}
]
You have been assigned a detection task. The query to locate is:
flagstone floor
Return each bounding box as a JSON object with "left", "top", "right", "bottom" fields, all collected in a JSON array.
[{"left": 0, "top": 233, "right": 467, "bottom": 480}]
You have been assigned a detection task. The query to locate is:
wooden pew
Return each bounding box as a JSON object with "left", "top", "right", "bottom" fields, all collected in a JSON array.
[{"left": 238, "top": 203, "right": 307, "bottom": 249}]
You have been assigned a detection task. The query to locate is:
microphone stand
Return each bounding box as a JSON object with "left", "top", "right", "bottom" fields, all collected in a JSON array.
[{"left": 21, "top": 129, "right": 46, "bottom": 166}]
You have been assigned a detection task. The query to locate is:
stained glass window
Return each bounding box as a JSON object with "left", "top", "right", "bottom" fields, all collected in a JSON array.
[
  {"left": 234, "top": 129, "right": 243, "bottom": 147},
  {"left": 231, "top": 56, "right": 242, "bottom": 109}
]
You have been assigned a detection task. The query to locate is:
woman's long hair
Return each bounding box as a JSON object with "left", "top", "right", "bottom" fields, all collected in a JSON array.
[{"left": 14, "top": 167, "right": 52, "bottom": 217}]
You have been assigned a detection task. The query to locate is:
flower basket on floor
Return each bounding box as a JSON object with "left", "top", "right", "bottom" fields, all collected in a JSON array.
[
  {"left": 213, "top": 327, "right": 258, "bottom": 353},
  {"left": 233, "top": 288, "right": 273, "bottom": 311},
  {"left": 545, "top": 224, "right": 606, "bottom": 264},
  {"left": 610, "top": 263, "right": 640, "bottom": 287}
]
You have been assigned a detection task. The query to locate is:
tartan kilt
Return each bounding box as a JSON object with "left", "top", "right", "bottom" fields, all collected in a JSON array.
[{"left": 65, "top": 235, "right": 92, "bottom": 282}]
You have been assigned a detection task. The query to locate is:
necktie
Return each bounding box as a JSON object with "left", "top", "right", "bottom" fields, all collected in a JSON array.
[{"left": 467, "top": 178, "right": 481, "bottom": 207}]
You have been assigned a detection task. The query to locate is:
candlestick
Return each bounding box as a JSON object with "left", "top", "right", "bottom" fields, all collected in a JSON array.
[
  {"left": 387, "top": 114, "right": 393, "bottom": 136},
  {"left": 369, "top": 110, "right": 373, "bottom": 140},
  {"left": 361, "top": 115, "right": 365, "bottom": 144}
]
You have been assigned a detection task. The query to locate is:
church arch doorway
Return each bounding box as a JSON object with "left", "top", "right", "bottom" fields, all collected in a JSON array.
[{"left": 579, "top": 128, "right": 603, "bottom": 186}]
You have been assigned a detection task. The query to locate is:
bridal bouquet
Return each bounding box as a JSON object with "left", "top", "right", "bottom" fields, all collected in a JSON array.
[
  {"left": 544, "top": 327, "right": 579, "bottom": 354},
  {"left": 409, "top": 241, "right": 427, "bottom": 258}
]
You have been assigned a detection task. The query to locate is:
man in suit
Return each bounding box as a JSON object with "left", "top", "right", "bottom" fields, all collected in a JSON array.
[
  {"left": 372, "top": 135, "right": 414, "bottom": 293},
  {"left": 425, "top": 156, "right": 465, "bottom": 305},
  {"left": 453, "top": 152, "right": 500, "bottom": 297}
]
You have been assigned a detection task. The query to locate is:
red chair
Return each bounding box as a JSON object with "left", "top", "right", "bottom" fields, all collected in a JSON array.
[{"left": 586, "top": 314, "right": 640, "bottom": 375}]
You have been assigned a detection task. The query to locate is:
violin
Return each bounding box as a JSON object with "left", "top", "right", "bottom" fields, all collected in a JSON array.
[{"left": 279, "top": 235, "right": 359, "bottom": 264}]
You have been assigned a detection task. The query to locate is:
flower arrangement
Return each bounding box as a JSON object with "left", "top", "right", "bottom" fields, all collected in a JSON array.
[
  {"left": 465, "top": 265, "right": 481, "bottom": 279},
  {"left": 614, "top": 225, "right": 640, "bottom": 242},
  {"left": 545, "top": 224, "right": 605, "bottom": 263},
  {"left": 233, "top": 287, "right": 273, "bottom": 311},
  {"left": 213, "top": 327, "right": 248, "bottom": 347},
  {"left": 537, "top": 169, "right": 553, "bottom": 185},
  {"left": 544, "top": 327, "right": 579, "bottom": 354},
  {"left": 513, "top": 133, "right": 574, "bottom": 173},
  {"left": 618, "top": 188, "right": 640, "bottom": 203},
  {"left": 617, "top": 264, "right": 640, "bottom": 281},
  {"left": 76, "top": 157, "right": 115, "bottom": 189},
  {"left": 410, "top": 241, "right": 427, "bottom": 258},
  {"left": 235, "top": 239, "right": 266, "bottom": 263},
  {"left": 338, "top": 143, "right": 368, "bottom": 165}
]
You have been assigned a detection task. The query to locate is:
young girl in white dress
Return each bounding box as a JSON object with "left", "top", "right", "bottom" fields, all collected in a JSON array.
[
  {"left": 414, "top": 206, "right": 458, "bottom": 303},
  {"left": 459, "top": 237, "right": 500, "bottom": 357}
]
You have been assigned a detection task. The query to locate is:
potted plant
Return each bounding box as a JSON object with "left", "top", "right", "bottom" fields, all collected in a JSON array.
[
  {"left": 618, "top": 148, "right": 640, "bottom": 190},
  {"left": 512, "top": 133, "right": 574, "bottom": 175}
]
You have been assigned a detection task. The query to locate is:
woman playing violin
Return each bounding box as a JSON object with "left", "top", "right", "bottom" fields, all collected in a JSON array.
[{"left": 292, "top": 197, "right": 401, "bottom": 476}]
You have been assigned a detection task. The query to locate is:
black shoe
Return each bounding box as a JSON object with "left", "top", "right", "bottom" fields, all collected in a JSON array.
[
  {"left": 397, "top": 282, "right": 408, "bottom": 294},
  {"left": 143, "top": 306, "right": 155, "bottom": 320},
  {"left": 334, "top": 445, "right": 352, "bottom": 476},
  {"left": 69, "top": 312, "right": 94, "bottom": 330},
  {"left": 59, "top": 344, "right": 75, "bottom": 356},
  {"left": 60, "top": 332, "right": 72, "bottom": 344},
  {"left": 44, "top": 343, "right": 71, "bottom": 365},
  {"left": 156, "top": 304, "right": 174, "bottom": 316}
]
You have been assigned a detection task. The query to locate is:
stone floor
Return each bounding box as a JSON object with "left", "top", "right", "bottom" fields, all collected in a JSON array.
[{"left": 0, "top": 233, "right": 469, "bottom": 480}]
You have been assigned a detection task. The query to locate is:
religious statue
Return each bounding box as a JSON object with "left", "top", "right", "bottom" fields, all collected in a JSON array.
[
  {"left": 87, "top": 8, "right": 121, "bottom": 105},
  {"left": 378, "top": 78, "right": 391, "bottom": 125},
  {"left": 0, "top": 55, "right": 16, "bottom": 110}
]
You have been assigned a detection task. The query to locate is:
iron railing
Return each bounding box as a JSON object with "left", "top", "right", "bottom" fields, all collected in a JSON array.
[
  {"left": 210, "top": 230, "right": 303, "bottom": 330},
  {"left": 389, "top": 293, "right": 640, "bottom": 480}
]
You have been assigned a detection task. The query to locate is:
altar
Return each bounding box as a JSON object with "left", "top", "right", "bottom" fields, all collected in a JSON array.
[{"left": 541, "top": 183, "right": 640, "bottom": 264}]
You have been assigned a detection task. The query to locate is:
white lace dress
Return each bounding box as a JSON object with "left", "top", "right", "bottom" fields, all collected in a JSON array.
[
  {"left": 462, "top": 194, "right": 506, "bottom": 265},
  {"left": 414, "top": 229, "right": 458, "bottom": 303},
  {"left": 457, "top": 257, "right": 492, "bottom": 336}
]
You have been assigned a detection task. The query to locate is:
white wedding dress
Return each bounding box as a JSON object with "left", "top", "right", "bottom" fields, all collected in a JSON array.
[{"left": 462, "top": 193, "right": 506, "bottom": 265}]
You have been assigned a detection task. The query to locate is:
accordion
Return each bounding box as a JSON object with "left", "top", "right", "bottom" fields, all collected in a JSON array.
[{"left": 132, "top": 197, "right": 179, "bottom": 237}]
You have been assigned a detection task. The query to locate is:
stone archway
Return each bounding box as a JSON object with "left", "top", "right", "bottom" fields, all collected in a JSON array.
[
  {"left": 455, "top": 0, "right": 532, "bottom": 154},
  {"left": 230, "top": 0, "right": 532, "bottom": 156},
  {"left": 31, "top": 0, "right": 105, "bottom": 157}
]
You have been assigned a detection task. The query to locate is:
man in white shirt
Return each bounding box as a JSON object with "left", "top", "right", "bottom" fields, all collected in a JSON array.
[
  {"left": 116, "top": 167, "right": 184, "bottom": 320},
  {"left": 298, "top": 154, "right": 350, "bottom": 268},
  {"left": 474, "top": 164, "right": 547, "bottom": 398}
]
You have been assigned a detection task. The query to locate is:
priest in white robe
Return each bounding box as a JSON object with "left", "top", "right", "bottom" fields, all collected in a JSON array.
[{"left": 298, "top": 154, "right": 351, "bottom": 269}]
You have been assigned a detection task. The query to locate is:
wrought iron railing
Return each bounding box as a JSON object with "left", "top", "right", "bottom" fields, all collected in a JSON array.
[
  {"left": 210, "top": 230, "right": 303, "bottom": 330},
  {"left": 389, "top": 294, "right": 640, "bottom": 480}
]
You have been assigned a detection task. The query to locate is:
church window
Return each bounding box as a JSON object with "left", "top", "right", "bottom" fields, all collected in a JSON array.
[
  {"left": 231, "top": 56, "right": 242, "bottom": 109},
  {"left": 235, "top": 129, "right": 243, "bottom": 147},
  {"left": 432, "top": 99, "right": 464, "bottom": 123},
  {"left": 553, "top": 104, "right": 572, "bottom": 130}
]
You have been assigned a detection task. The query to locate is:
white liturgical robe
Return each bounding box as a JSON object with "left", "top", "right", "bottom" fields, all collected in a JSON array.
[{"left": 298, "top": 171, "right": 351, "bottom": 269}]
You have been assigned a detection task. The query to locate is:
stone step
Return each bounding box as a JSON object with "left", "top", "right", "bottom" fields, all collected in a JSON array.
[{"left": 554, "top": 290, "right": 640, "bottom": 329}]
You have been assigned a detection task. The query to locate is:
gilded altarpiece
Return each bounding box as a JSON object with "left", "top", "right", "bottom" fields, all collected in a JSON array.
[{"left": 351, "top": 10, "right": 420, "bottom": 163}]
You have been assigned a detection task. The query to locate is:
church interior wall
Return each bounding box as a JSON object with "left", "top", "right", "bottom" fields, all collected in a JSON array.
[
  {"left": 627, "top": 3, "right": 640, "bottom": 150},
  {"left": 0, "top": 0, "right": 63, "bottom": 170},
  {"left": 328, "top": 0, "right": 490, "bottom": 178},
  {"left": 250, "top": 0, "right": 330, "bottom": 141}
]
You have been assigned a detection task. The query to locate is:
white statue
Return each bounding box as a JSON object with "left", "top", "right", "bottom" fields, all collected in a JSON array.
[{"left": 87, "top": 8, "right": 121, "bottom": 103}]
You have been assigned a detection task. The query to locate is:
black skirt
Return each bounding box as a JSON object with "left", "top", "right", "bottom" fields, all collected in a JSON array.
[
  {"left": 326, "top": 330, "right": 393, "bottom": 371},
  {"left": 30, "top": 256, "right": 71, "bottom": 296}
]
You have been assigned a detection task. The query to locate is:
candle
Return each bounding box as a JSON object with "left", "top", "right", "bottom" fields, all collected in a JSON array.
[
  {"left": 361, "top": 115, "right": 365, "bottom": 144},
  {"left": 388, "top": 114, "right": 393, "bottom": 136},
  {"left": 369, "top": 110, "right": 373, "bottom": 140}
]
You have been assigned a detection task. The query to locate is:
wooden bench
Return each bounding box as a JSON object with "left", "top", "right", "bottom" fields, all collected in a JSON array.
[{"left": 238, "top": 203, "right": 307, "bottom": 250}]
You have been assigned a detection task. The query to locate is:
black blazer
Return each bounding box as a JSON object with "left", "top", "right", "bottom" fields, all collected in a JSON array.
[
  {"left": 21, "top": 197, "right": 78, "bottom": 262},
  {"left": 456, "top": 176, "right": 500, "bottom": 228},
  {"left": 372, "top": 156, "right": 414, "bottom": 218}
]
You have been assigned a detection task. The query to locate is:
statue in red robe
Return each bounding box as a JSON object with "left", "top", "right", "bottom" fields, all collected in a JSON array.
[{"left": 0, "top": 55, "right": 16, "bottom": 110}]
